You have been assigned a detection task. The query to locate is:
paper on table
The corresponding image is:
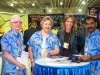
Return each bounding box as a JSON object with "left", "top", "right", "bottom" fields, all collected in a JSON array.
[
  {"left": 74, "top": 55, "right": 82, "bottom": 56},
  {"left": 44, "top": 58, "right": 71, "bottom": 65},
  {"left": 16, "top": 51, "right": 29, "bottom": 69}
]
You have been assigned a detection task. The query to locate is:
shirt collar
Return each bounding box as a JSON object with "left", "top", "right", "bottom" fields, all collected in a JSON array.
[
  {"left": 39, "top": 30, "right": 52, "bottom": 38},
  {"left": 88, "top": 29, "right": 99, "bottom": 37},
  {"left": 10, "top": 29, "right": 20, "bottom": 38}
]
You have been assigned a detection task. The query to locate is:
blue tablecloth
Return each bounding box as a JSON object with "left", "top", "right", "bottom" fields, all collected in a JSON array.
[{"left": 34, "top": 58, "right": 91, "bottom": 75}]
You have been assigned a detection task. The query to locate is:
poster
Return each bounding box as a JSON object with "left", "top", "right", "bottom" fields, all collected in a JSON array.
[
  {"left": 88, "top": 7, "right": 99, "bottom": 29},
  {"left": 28, "top": 14, "right": 64, "bottom": 30},
  {"left": 89, "top": 7, "right": 99, "bottom": 18}
]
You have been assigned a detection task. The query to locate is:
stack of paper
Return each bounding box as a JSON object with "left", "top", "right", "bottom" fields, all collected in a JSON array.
[{"left": 16, "top": 51, "right": 29, "bottom": 69}]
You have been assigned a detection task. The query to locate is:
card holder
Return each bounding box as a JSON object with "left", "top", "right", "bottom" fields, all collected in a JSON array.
[{"left": 68, "top": 54, "right": 83, "bottom": 63}]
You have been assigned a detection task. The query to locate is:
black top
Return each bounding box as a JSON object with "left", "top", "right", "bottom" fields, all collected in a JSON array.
[
  {"left": 23, "top": 27, "right": 38, "bottom": 52},
  {"left": 0, "top": 35, "right": 2, "bottom": 52},
  {"left": 63, "top": 31, "right": 72, "bottom": 57}
]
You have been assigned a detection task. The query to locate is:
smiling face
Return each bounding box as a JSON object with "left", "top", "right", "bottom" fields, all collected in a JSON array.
[
  {"left": 41, "top": 20, "right": 52, "bottom": 33},
  {"left": 65, "top": 18, "right": 74, "bottom": 31},
  {"left": 62, "top": 15, "right": 77, "bottom": 32},
  {"left": 10, "top": 15, "right": 22, "bottom": 33}
]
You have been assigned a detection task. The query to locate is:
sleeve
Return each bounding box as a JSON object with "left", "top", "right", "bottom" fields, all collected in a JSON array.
[
  {"left": 96, "top": 37, "right": 100, "bottom": 53},
  {"left": 54, "top": 35, "right": 61, "bottom": 48},
  {"left": 27, "top": 33, "right": 35, "bottom": 47},
  {"left": 1, "top": 35, "right": 11, "bottom": 54}
]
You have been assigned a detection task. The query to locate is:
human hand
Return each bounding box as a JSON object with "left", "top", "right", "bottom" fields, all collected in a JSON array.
[
  {"left": 78, "top": 53, "right": 83, "bottom": 55},
  {"left": 79, "top": 55, "right": 91, "bottom": 62},
  {"left": 28, "top": 53, "right": 30, "bottom": 58},
  {"left": 50, "top": 55, "right": 60, "bottom": 59},
  {"left": 42, "top": 51, "right": 49, "bottom": 58},
  {"left": 18, "top": 63, "right": 26, "bottom": 70}
]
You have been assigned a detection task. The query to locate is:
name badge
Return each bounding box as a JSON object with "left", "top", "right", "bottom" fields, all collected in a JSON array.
[
  {"left": 17, "top": 51, "right": 22, "bottom": 57},
  {"left": 84, "top": 47, "right": 89, "bottom": 55},
  {"left": 85, "top": 47, "right": 88, "bottom": 52},
  {"left": 41, "top": 49, "right": 46, "bottom": 57},
  {"left": 63, "top": 42, "right": 69, "bottom": 49}
]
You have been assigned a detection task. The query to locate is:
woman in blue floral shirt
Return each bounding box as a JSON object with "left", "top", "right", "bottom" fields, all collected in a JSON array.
[
  {"left": 1, "top": 15, "right": 26, "bottom": 75},
  {"left": 27, "top": 16, "right": 61, "bottom": 67}
]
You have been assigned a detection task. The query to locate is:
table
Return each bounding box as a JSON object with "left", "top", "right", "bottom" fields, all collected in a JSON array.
[{"left": 34, "top": 57, "right": 91, "bottom": 75}]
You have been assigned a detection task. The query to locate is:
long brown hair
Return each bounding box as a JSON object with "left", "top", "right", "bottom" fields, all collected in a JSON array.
[{"left": 61, "top": 15, "right": 77, "bottom": 32}]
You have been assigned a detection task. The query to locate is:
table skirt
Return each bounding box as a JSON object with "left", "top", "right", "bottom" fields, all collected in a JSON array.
[{"left": 34, "top": 63, "right": 91, "bottom": 75}]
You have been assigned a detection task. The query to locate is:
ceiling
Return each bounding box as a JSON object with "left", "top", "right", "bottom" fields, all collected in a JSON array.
[{"left": 0, "top": 0, "right": 100, "bottom": 14}]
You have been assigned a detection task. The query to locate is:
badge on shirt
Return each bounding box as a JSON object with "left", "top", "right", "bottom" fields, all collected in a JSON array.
[
  {"left": 63, "top": 42, "right": 69, "bottom": 49},
  {"left": 84, "top": 47, "right": 89, "bottom": 55},
  {"left": 17, "top": 51, "right": 22, "bottom": 57},
  {"left": 85, "top": 47, "right": 88, "bottom": 52}
]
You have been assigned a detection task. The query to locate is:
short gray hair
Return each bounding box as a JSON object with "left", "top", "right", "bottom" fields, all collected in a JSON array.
[
  {"left": 10, "top": 15, "right": 22, "bottom": 24},
  {"left": 40, "top": 16, "right": 54, "bottom": 26}
]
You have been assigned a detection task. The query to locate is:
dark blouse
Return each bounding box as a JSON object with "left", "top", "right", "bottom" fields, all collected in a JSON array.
[{"left": 63, "top": 31, "right": 72, "bottom": 57}]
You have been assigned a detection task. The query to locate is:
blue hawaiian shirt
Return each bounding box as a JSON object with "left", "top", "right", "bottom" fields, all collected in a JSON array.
[
  {"left": 1, "top": 29, "right": 26, "bottom": 75},
  {"left": 27, "top": 30, "right": 61, "bottom": 61},
  {"left": 84, "top": 29, "right": 100, "bottom": 75}
]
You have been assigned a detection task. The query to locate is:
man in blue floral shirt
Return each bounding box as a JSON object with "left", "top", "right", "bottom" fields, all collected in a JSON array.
[
  {"left": 80, "top": 16, "right": 100, "bottom": 75},
  {"left": 1, "top": 15, "right": 26, "bottom": 75}
]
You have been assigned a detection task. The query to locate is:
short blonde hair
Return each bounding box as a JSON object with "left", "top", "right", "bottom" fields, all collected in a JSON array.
[
  {"left": 40, "top": 16, "right": 53, "bottom": 27},
  {"left": 62, "top": 15, "right": 77, "bottom": 32}
]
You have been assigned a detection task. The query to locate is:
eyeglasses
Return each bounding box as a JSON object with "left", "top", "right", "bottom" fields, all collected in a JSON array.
[{"left": 12, "top": 21, "right": 22, "bottom": 24}]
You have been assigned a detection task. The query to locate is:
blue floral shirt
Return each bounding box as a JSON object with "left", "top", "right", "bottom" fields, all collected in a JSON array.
[
  {"left": 1, "top": 29, "right": 26, "bottom": 75},
  {"left": 84, "top": 29, "right": 100, "bottom": 75},
  {"left": 27, "top": 30, "right": 61, "bottom": 61}
]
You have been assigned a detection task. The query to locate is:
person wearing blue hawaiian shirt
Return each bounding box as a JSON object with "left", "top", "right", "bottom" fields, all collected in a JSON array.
[
  {"left": 1, "top": 15, "right": 26, "bottom": 75},
  {"left": 27, "top": 16, "right": 61, "bottom": 68},
  {"left": 80, "top": 16, "right": 100, "bottom": 75}
]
